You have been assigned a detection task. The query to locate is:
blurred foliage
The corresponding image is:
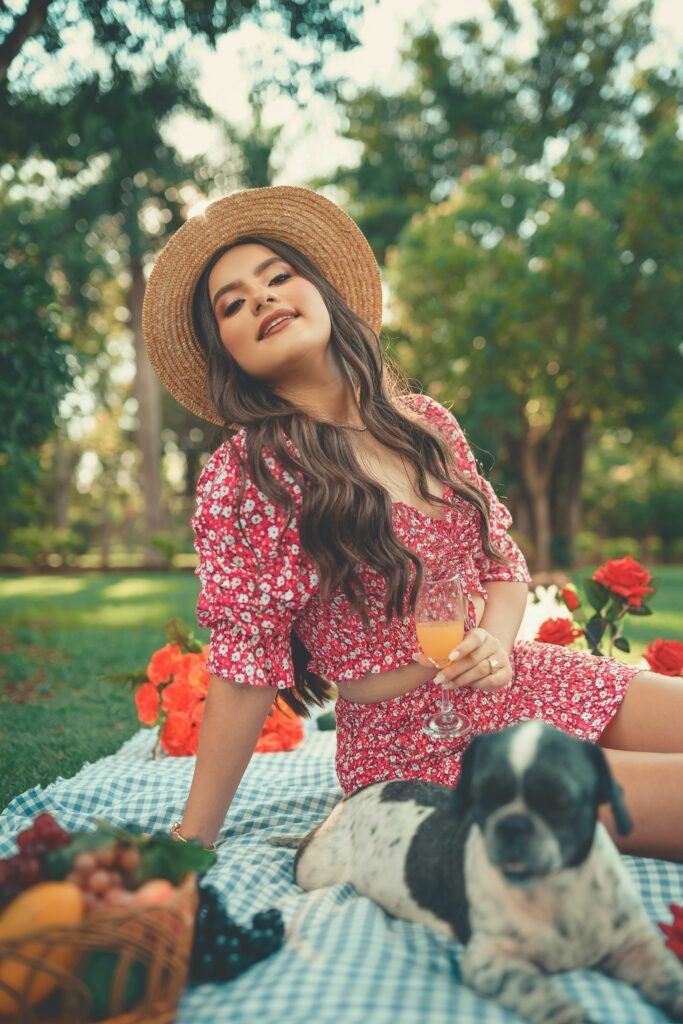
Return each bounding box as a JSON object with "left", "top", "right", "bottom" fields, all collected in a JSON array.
[
  {"left": 0, "top": 205, "right": 77, "bottom": 545},
  {"left": 317, "top": 0, "right": 683, "bottom": 568},
  {"left": 323, "top": 0, "right": 671, "bottom": 260},
  {"left": 0, "top": 0, "right": 370, "bottom": 101}
]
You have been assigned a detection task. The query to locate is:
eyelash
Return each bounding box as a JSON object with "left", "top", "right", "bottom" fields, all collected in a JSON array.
[{"left": 223, "top": 272, "right": 291, "bottom": 317}]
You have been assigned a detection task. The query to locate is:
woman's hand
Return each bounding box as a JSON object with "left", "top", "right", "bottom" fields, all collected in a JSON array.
[{"left": 411, "top": 628, "right": 512, "bottom": 692}]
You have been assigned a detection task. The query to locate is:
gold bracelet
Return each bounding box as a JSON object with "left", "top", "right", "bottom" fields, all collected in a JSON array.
[{"left": 169, "top": 820, "right": 217, "bottom": 852}]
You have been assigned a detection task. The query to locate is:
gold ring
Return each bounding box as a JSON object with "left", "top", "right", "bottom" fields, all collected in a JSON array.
[{"left": 488, "top": 656, "right": 501, "bottom": 674}]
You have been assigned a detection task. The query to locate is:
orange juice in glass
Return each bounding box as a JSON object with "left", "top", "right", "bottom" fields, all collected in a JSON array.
[
  {"left": 415, "top": 574, "right": 471, "bottom": 740},
  {"left": 415, "top": 619, "right": 466, "bottom": 669}
]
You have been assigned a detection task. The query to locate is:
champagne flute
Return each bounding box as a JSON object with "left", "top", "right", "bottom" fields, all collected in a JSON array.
[{"left": 415, "top": 574, "right": 472, "bottom": 740}]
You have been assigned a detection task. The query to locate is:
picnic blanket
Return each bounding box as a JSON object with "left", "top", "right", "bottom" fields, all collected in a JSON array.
[{"left": 1, "top": 706, "right": 681, "bottom": 1024}]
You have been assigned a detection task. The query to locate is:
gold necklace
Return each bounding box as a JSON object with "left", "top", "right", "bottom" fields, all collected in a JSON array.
[{"left": 336, "top": 422, "right": 368, "bottom": 431}]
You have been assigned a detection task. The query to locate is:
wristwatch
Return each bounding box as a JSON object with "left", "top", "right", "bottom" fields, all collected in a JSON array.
[{"left": 169, "top": 820, "right": 217, "bottom": 852}]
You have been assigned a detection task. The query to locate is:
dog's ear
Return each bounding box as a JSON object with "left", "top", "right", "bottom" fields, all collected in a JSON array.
[
  {"left": 451, "top": 733, "right": 483, "bottom": 815},
  {"left": 585, "top": 742, "right": 633, "bottom": 836}
]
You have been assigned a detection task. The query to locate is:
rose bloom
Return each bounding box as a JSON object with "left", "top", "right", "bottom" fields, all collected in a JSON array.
[
  {"left": 536, "top": 618, "right": 584, "bottom": 646},
  {"left": 592, "top": 556, "right": 654, "bottom": 608},
  {"left": 146, "top": 644, "right": 184, "bottom": 686},
  {"left": 643, "top": 639, "right": 683, "bottom": 677},
  {"left": 188, "top": 658, "right": 211, "bottom": 696},
  {"left": 169, "top": 651, "right": 198, "bottom": 687},
  {"left": 161, "top": 680, "right": 202, "bottom": 715},
  {"left": 561, "top": 585, "right": 580, "bottom": 612},
  {"left": 160, "top": 711, "right": 196, "bottom": 756},
  {"left": 659, "top": 903, "right": 683, "bottom": 962},
  {"left": 254, "top": 702, "right": 304, "bottom": 753},
  {"left": 135, "top": 683, "right": 160, "bottom": 725}
]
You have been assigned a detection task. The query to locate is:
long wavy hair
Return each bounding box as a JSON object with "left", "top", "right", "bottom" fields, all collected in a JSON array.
[{"left": 191, "top": 235, "right": 509, "bottom": 717}]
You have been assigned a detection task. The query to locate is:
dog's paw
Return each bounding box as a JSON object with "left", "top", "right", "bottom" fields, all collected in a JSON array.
[{"left": 659, "top": 991, "right": 683, "bottom": 1023}]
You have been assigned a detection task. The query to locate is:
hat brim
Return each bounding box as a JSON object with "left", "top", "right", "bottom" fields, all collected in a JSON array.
[{"left": 141, "top": 185, "right": 383, "bottom": 426}]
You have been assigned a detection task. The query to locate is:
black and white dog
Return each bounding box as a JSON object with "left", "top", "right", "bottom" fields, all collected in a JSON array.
[{"left": 269, "top": 721, "right": 683, "bottom": 1024}]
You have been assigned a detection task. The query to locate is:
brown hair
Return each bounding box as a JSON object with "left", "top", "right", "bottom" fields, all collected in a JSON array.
[{"left": 191, "top": 236, "right": 508, "bottom": 717}]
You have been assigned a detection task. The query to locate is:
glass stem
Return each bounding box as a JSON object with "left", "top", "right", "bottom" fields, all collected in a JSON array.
[{"left": 440, "top": 684, "right": 455, "bottom": 716}]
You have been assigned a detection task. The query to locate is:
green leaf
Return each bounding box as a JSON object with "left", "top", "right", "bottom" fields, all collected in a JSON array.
[
  {"left": 317, "top": 710, "right": 337, "bottom": 731},
  {"left": 584, "top": 614, "right": 607, "bottom": 651},
  {"left": 627, "top": 604, "right": 653, "bottom": 617},
  {"left": 95, "top": 670, "right": 149, "bottom": 688},
  {"left": 613, "top": 637, "right": 631, "bottom": 653},
  {"left": 583, "top": 579, "right": 609, "bottom": 614}
]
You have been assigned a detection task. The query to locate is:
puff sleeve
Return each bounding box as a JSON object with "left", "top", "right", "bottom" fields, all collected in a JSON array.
[
  {"left": 191, "top": 438, "right": 320, "bottom": 688},
  {"left": 402, "top": 393, "right": 531, "bottom": 586}
]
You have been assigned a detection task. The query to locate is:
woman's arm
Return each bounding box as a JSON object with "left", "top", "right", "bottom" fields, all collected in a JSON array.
[
  {"left": 178, "top": 676, "right": 278, "bottom": 848},
  {"left": 478, "top": 580, "right": 529, "bottom": 654}
]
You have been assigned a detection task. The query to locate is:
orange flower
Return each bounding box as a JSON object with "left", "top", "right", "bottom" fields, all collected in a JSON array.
[
  {"left": 161, "top": 680, "right": 202, "bottom": 715},
  {"left": 169, "top": 651, "right": 198, "bottom": 687},
  {"left": 135, "top": 682, "right": 160, "bottom": 725},
  {"left": 146, "top": 644, "right": 184, "bottom": 686},
  {"left": 191, "top": 699, "right": 206, "bottom": 728},
  {"left": 536, "top": 618, "right": 584, "bottom": 646},
  {"left": 160, "top": 711, "right": 195, "bottom": 756},
  {"left": 254, "top": 701, "right": 304, "bottom": 752},
  {"left": 592, "top": 556, "right": 654, "bottom": 608},
  {"left": 188, "top": 658, "right": 210, "bottom": 696}
]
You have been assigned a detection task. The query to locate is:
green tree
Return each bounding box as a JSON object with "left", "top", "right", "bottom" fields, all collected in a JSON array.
[
  {"left": 386, "top": 116, "right": 683, "bottom": 570},
  {"left": 322, "top": 0, "right": 666, "bottom": 261},
  {"left": 0, "top": 0, "right": 367, "bottom": 89}
]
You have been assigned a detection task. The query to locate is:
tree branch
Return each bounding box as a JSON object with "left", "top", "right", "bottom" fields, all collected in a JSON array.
[{"left": 0, "top": 0, "right": 53, "bottom": 83}]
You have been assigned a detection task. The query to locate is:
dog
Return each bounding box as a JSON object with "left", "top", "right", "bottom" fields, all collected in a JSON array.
[{"left": 269, "top": 721, "right": 683, "bottom": 1024}]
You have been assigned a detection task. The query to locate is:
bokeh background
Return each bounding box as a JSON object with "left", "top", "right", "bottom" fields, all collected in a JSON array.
[{"left": 1, "top": 0, "right": 682, "bottom": 802}]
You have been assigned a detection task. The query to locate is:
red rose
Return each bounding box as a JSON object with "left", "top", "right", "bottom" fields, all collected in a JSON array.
[
  {"left": 536, "top": 618, "right": 584, "bottom": 646},
  {"left": 592, "top": 556, "right": 653, "bottom": 608},
  {"left": 659, "top": 903, "right": 683, "bottom": 962},
  {"left": 643, "top": 639, "right": 683, "bottom": 677},
  {"left": 561, "top": 585, "right": 580, "bottom": 612}
]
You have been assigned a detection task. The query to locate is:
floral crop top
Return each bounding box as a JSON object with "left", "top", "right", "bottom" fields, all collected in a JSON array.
[{"left": 191, "top": 393, "right": 531, "bottom": 688}]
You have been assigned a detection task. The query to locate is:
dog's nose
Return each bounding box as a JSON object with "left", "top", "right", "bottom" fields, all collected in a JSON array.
[{"left": 496, "top": 813, "right": 533, "bottom": 843}]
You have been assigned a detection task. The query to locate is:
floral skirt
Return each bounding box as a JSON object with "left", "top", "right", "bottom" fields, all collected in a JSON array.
[{"left": 334, "top": 641, "right": 645, "bottom": 796}]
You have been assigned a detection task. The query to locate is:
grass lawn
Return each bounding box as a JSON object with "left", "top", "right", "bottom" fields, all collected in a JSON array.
[{"left": 1, "top": 567, "right": 681, "bottom": 812}]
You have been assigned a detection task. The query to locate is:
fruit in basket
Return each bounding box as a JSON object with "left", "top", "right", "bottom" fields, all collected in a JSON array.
[
  {"left": 0, "top": 881, "right": 85, "bottom": 1012},
  {"left": 45, "top": 819, "right": 215, "bottom": 889},
  {"left": 189, "top": 883, "right": 285, "bottom": 984},
  {"left": 77, "top": 951, "right": 148, "bottom": 1022},
  {"left": 0, "top": 813, "right": 72, "bottom": 910}
]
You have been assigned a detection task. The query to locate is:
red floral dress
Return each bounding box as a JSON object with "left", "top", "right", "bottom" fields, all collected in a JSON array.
[{"left": 191, "top": 393, "right": 642, "bottom": 794}]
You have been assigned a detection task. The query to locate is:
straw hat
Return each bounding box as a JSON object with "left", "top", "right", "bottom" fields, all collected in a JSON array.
[{"left": 142, "top": 184, "right": 383, "bottom": 425}]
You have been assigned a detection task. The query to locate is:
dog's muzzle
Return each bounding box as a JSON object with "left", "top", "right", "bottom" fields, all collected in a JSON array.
[{"left": 486, "top": 811, "right": 559, "bottom": 884}]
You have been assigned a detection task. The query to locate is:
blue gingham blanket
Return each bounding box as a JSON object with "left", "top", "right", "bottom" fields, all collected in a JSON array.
[{"left": 1, "top": 707, "right": 681, "bottom": 1024}]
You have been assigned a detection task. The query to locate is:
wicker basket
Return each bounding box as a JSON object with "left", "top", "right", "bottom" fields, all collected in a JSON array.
[{"left": 0, "top": 871, "right": 198, "bottom": 1024}]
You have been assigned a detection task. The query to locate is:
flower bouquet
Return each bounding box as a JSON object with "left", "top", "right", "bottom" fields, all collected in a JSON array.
[{"left": 100, "top": 618, "right": 304, "bottom": 758}]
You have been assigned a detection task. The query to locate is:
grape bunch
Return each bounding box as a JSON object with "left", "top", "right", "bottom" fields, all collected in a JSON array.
[
  {"left": 189, "top": 882, "right": 284, "bottom": 984},
  {"left": 0, "top": 812, "right": 71, "bottom": 909},
  {"left": 65, "top": 844, "right": 142, "bottom": 915}
]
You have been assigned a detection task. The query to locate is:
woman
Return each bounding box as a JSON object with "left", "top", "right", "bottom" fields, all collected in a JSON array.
[{"left": 142, "top": 185, "right": 683, "bottom": 860}]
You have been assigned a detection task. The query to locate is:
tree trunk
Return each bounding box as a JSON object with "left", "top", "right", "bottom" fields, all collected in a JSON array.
[
  {"left": 550, "top": 418, "right": 589, "bottom": 566},
  {"left": 0, "top": 0, "right": 52, "bottom": 81},
  {"left": 518, "top": 401, "right": 572, "bottom": 572},
  {"left": 52, "top": 429, "right": 78, "bottom": 530},
  {"left": 130, "top": 256, "right": 164, "bottom": 567}
]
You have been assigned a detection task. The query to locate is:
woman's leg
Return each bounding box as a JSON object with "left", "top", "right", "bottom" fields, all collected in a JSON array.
[
  {"left": 596, "top": 672, "right": 683, "bottom": 860},
  {"left": 598, "top": 670, "right": 683, "bottom": 754},
  {"left": 598, "top": 747, "right": 683, "bottom": 861}
]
